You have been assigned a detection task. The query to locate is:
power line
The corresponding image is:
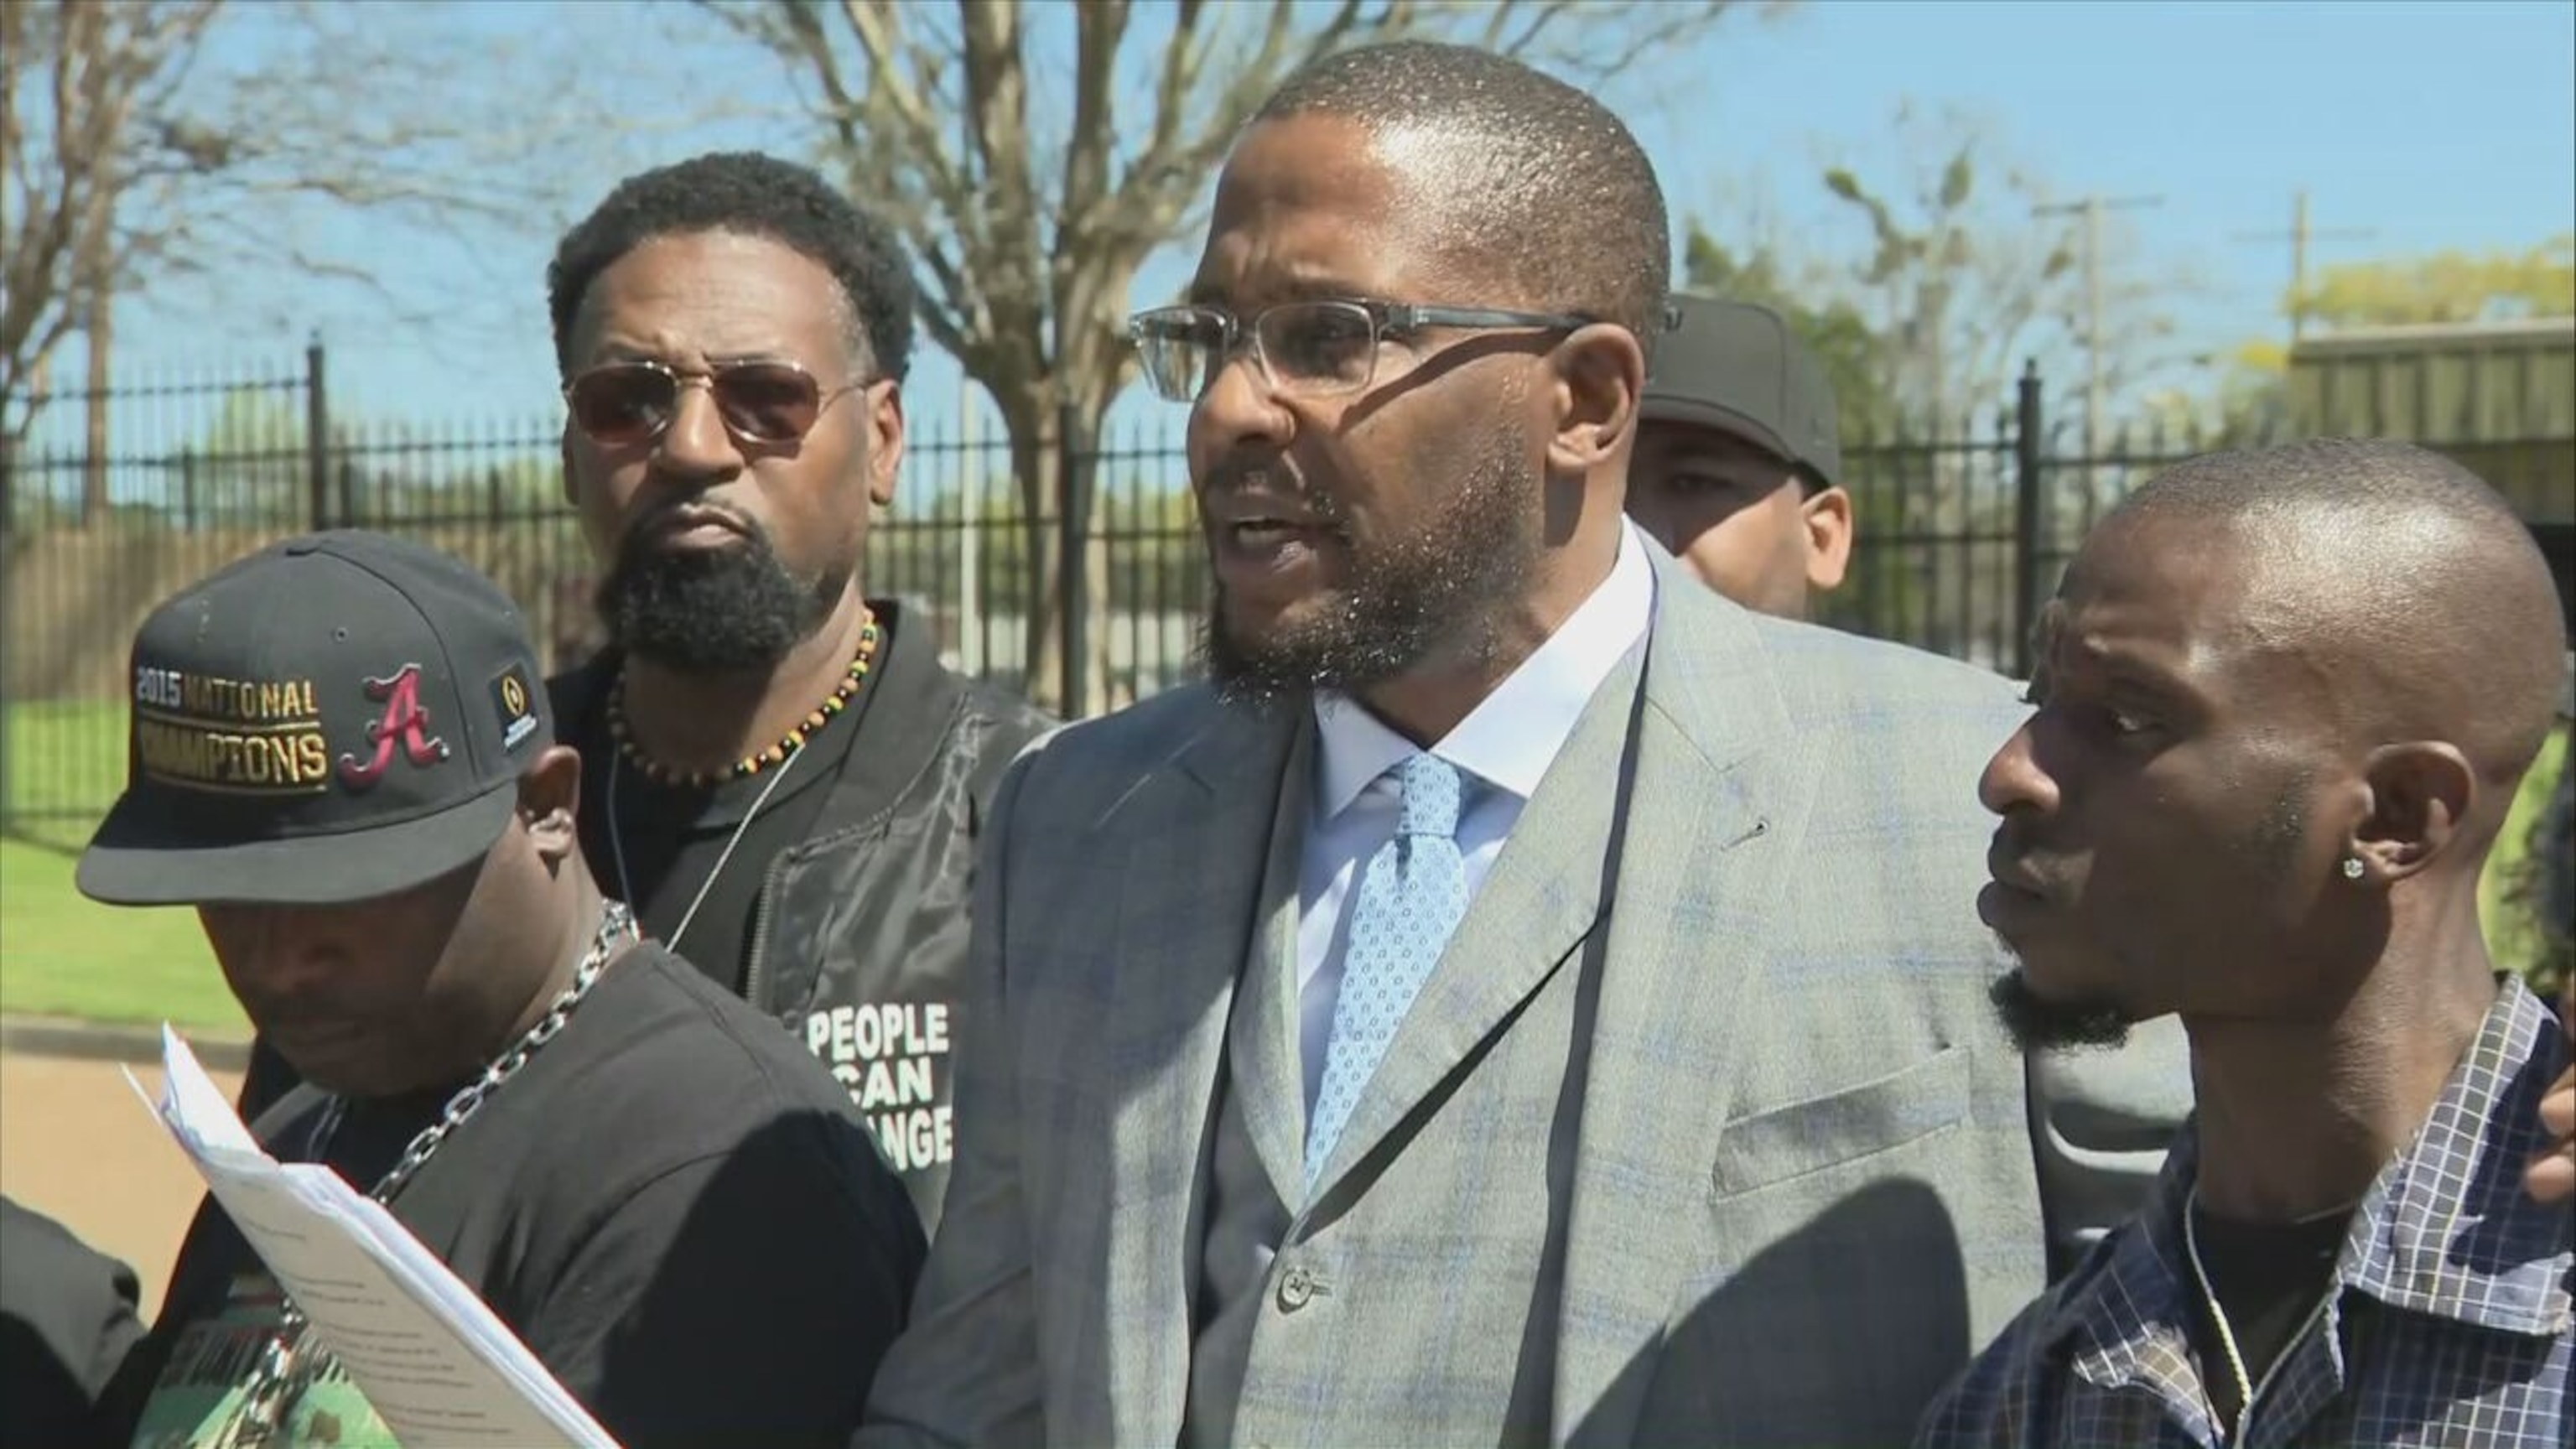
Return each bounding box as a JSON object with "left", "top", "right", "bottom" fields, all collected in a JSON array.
[
  {"left": 2033, "top": 193, "right": 2163, "bottom": 458},
  {"left": 2232, "top": 188, "right": 2376, "bottom": 344}
]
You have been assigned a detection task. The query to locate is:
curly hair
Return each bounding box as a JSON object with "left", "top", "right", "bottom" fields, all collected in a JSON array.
[{"left": 547, "top": 151, "right": 917, "bottom": 382}]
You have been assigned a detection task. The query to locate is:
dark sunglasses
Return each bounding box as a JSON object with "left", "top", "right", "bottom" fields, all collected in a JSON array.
[{"left": 562, "top": 360, "right": 868, "bottom": 448}]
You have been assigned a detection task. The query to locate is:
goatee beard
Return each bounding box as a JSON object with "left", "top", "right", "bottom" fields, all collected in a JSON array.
[
  {"left": 1199, "top": 429, "right": 1538, "bottom": 706},
  {"left": 1199, "top": 584, "right": 1507, "bottom": 707},
  {"left": 1987, "top": 967, "right": 2134, "bottom": 1053},
  {"left": 598, "top": 517, "right": 833, "bottom": 673}
]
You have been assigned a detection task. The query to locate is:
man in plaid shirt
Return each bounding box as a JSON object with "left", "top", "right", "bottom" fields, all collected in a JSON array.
[{"left": 1919, "top": 439, "right": 2574, "bottom": 1447}]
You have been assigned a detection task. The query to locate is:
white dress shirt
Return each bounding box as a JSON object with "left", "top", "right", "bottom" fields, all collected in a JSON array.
[{"left": 1294, "top": 522, "right": 1655, "bottom": 1110}]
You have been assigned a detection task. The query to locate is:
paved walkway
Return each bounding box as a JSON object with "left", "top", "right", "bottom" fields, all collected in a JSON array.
[{"left": 1, "top": 1021, "right": 248, "bottom": 1317}]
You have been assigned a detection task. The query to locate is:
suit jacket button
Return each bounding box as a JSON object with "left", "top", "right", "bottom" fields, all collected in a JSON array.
[{"left": 1276, "top": 1265, "right": 1315, "bottom": 1311}]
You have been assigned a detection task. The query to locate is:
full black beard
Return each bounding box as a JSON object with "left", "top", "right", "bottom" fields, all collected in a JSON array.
[
  {"left": 1987, "top": 967, "right": 2134, "bottom": 1053},
  {"left": 1200, "top": 428, "right": 1540, "bottom": 706},
  {"left": 596, "top": 519, "right": 831, "bottom": 673}
]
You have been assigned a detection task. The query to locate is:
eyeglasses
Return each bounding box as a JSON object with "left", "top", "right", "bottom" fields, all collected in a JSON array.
[
  {"left": 1126, "top": 298, "right": 1592, "bottom": 403},
  {"left": 562, "top": 360, "right": 867, "bottom": 448}
]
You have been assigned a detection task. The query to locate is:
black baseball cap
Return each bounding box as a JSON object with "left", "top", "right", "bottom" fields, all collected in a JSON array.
[
  {"left": 79, "top": 531, "right": 552, "bottom": 907},
  {"left": 1641, "top": 295, "right": 1842, "bottom": 490}
]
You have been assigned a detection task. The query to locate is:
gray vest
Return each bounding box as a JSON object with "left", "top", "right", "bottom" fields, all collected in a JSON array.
[
  {"left": 1183, "top": 770, "right": 1306, "bottom": 1449},
  {"left": 1184, "top": 1032, "right": 1296, "bottom": 1448}
]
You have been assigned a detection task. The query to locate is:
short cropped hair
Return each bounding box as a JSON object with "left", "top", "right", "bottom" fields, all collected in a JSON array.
[
  {"left": 2120, "top": 437, "right": 2568, "bottom": 780},
  {"left": 547, "top": 151, "right": 917, "bottom": 382},
  {"left": 2124, "top": 437, "right": 2527, "bottom": 535},
  {"left": 1255, "top": 41, "right": 1673, "bottom": 364}
]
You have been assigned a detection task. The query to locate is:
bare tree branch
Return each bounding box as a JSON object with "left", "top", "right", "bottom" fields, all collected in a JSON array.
[
  {"left": 4, "top": 0, "right": 721, "bottom": 451},
  {"left": 1798, "top": 102, "right": 2193, "bottom": 428}
]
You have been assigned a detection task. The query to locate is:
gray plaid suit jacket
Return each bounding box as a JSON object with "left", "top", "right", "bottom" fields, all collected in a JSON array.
[{"left": 861, "top": 554, "right": 2065, "bottom": 1446}]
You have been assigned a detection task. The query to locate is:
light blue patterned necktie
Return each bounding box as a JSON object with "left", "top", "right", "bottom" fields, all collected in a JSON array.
[{"left": 1305, "top": 752, "right": 1470, "bottom": 1188}]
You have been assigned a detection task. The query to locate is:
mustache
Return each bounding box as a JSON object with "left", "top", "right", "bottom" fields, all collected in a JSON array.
[
  {"left": 621, "top": 496, "right": 763, "bottom": 551},
  {"left": 1198, "top": 452, "right": 1348, "bottom": 530},
  {"left": 1986, "top": 822, "right": 2077, "bottom": 904}
]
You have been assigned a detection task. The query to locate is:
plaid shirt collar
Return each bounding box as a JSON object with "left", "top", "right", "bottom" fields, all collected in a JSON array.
[{"left": 2043, "top": 976, "right": 2573, "bottom": 1398}]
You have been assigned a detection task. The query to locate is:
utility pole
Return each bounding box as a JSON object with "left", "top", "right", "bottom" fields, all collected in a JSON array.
[
  {"left": 2233, "top": 188, "right": 2376, "bottom": 345},
  {"left": 2033, "top": 193, "right": 2162, "bottom": 460}
]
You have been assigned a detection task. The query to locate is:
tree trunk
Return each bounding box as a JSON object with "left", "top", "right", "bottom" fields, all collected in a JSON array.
[
  {"left": 80, "top": 288, "right": 110, "bottom": 529},
  {"left": 1062, "top": 408, "right": 1121, "bottom": 719},
  {"left": 1000, "top": 407, "right": 1062, "bottom": 713},
  {"left": 992, "top": 392, "right": 1126, "bottom": 717},
  {"left": 1088, "top": 527, "right": 1121, "bottom": 713}
]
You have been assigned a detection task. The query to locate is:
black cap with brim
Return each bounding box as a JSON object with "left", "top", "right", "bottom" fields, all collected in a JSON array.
[
  {"left": 77, "top": 776, "right": 517, "bottom": 907},
  {"left": 1640, "top": 296, "right": 1842, "bottom": 489},
  {"left": 79, "top": 531, "right": 553, "bottom": 911},
  {"left": 1637, "top": 394, "right": 1802, "bottom": 472}
]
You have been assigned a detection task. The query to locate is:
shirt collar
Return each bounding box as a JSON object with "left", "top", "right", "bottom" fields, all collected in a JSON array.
[
  {"left": 1312, "top": 520, "right": 1655, "bottom": 817},
  {"left": 2047, "top": 975, "right": 2576, "bottom": 1379},
  {"left": 2340, "top": 976, "right": 2573, "bottom": 1335}
]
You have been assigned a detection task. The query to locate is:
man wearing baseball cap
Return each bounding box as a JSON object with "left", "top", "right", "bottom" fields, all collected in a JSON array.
[
  {"left": 1627, "top": 295, "right": 1855, "bottom": 619},
  {"left": 86, "top": 532, "right": 924, "bottom": 1449}
]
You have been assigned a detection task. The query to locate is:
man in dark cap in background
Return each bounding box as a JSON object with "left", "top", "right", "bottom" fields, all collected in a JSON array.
[{"left": 1625, "top": 294, "right": 1855, "bottom": 618}]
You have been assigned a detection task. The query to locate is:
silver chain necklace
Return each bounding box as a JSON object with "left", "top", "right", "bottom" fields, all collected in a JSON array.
[
  {"left": 2182, "top": 1185, "right": 2345, "bottom": 1442},
  {"left": 216, "top": 898, "right": 639, "bottom": 1448},
  {"left": 605, "top": 740, "right": 804, "bottom": 956}
]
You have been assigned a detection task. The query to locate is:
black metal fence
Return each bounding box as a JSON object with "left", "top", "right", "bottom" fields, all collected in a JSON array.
[{"left": 5, "top": 345, "right": 2568, "bottom": 843}]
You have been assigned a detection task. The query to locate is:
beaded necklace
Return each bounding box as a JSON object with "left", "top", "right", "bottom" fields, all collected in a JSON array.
[{"left": 606, "top": 611, "right": 880, "bottom": 789}]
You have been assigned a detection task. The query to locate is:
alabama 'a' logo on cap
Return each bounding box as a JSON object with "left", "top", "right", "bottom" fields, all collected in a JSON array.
[{"left": 338, "top": 663, "right": 451, "bottom": 789}]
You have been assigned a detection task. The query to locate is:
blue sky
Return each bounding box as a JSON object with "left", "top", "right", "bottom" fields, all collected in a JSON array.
[{"left": 99, "top": 0, "right": 2576, "bottom": 442}]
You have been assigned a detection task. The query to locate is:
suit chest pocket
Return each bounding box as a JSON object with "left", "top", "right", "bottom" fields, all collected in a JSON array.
[{"left": 1710, "top": 1045, "right": 1972, "bottom": 1198}]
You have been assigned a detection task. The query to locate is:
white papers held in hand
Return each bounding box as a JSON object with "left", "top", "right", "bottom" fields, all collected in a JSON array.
[{"left": 127, "top": 1025, "right": 620, "bottom": 1448}]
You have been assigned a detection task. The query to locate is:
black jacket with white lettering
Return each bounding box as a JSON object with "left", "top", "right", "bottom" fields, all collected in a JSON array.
[{"left": 547, "top": 602, "right": 1052, "bottom": 1233}]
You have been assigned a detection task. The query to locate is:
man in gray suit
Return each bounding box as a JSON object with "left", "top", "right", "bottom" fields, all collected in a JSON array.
[{"left": 867, "top": 42, "right": 2054, "bottom": 1445}]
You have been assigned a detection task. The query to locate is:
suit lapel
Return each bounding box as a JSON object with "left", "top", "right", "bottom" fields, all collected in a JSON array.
[
  {"left": 1227, "top": 724, "right": 1317, "bottom": 1204},
  {"left": 1551, "top": 569, "right": 1800, "bottom": 1445},
  {"left": 1101, "top": 696, "right": 1303, "bottom": 1436}
]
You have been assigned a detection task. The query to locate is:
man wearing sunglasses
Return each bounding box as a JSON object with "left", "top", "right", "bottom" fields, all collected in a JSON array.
[
  {"left": 864, "top": 43, "right": 2061, "bottom": 1447},
  {"left": 537, "top": 152, "right": 1051, "bottom": 1237}
]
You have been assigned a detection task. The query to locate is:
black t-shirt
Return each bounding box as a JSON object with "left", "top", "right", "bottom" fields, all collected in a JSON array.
[
  {"left": 572, "top": 638, "right": 881, "bottom": 997},
  {"left": 2184, "top": 1199, "right": 2350, "bottom": 1433},
  {"left": 115, "top": 945, "right": 927, "bottom": 1449}
]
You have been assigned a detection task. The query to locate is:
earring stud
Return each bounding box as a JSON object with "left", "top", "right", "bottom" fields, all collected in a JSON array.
[{"left": 2340, "top": 856, "right": 2366, "bottom": 880}]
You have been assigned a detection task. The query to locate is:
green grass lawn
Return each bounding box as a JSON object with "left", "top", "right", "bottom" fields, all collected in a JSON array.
[
  {"left": 1, "top": 838, "right": 242, "bottom": 1032},
  {"left": 2, "top": 698, "right": 242, "bottom": 1031}
]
